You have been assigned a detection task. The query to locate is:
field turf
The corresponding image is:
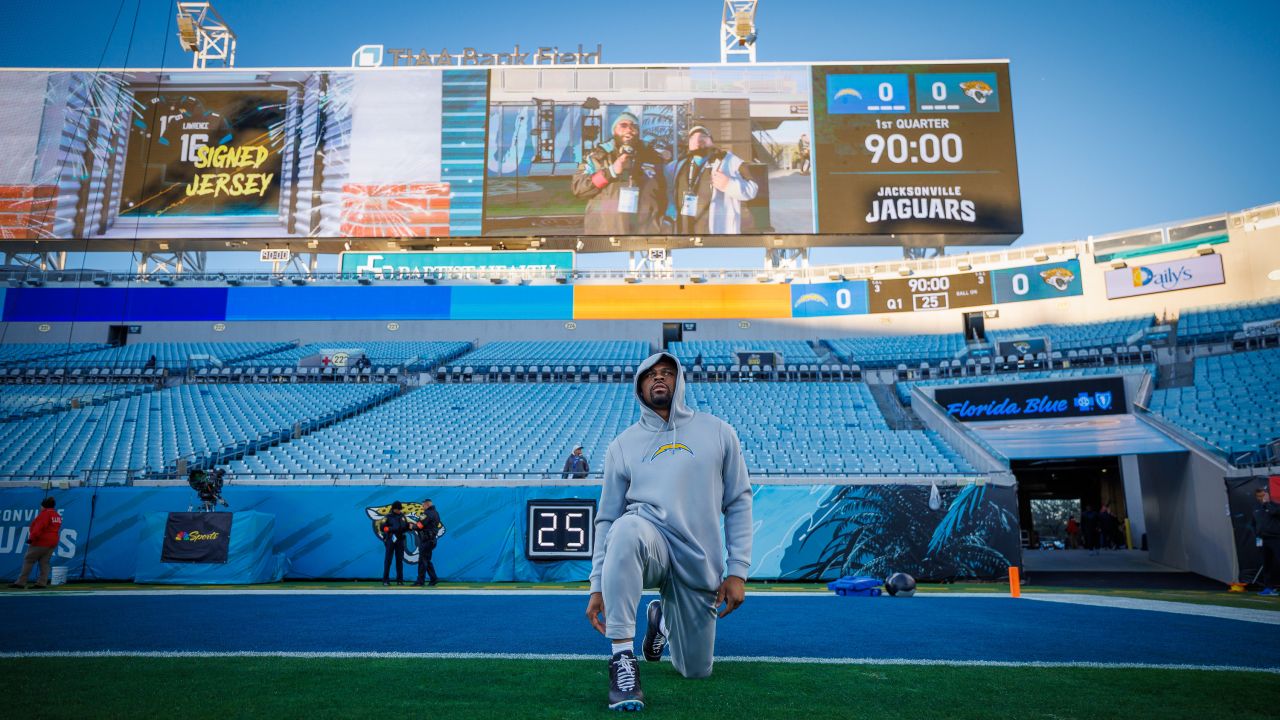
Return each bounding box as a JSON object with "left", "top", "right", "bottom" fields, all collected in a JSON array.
[{"left": 5, "top": 657, "right": 1278, "bottom": 719}]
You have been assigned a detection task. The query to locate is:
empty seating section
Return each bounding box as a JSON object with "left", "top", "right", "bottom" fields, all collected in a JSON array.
[
  {"left": 451, "top": 341, "right": 648, "bottom": 371},
  {"left": 826, "top": 334, "right": 966, "bottom": 367},
  {"left": 687, "top": 383, "right": 974, "bottom": 476},
  {"left": 667, "top": 340, "right": 822, "bottom": 367},
  {"left": 0, "top": 343, "right": 105, "bottom": 366},
  {"left": 228, "top": 384, "right": 632, "bottom": 479},
  {"left": 226, "top": 382, "right": 976, "bottom": 479},
  {"left": 897, "top": 366, "right": 1155, "bottom": 405},
  {"left": 1148, "top": 348, "right": 1280, "bottom": 463},
  {"left": 0, "top": 384, "right": 396, "bottom": 479},
  {"left": 987, "top": 316, "right": 1153, "bottom": 351},
  {"left": 28, "top": 342, "right": 294, "bottom": 370},
  {"left": 235, "top": 341, "right": 470, "bottom": 370},
  {"left": 0, "top": 384, "right": 151, "bottom": 421},
  {"left": 1178, "top": 297, "right": 1280, "bottom": 342}
]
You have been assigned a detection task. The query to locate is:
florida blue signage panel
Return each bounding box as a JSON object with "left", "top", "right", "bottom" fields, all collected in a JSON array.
[{"left": 934, "top": 376, "right": 1127, "bottom": 422}]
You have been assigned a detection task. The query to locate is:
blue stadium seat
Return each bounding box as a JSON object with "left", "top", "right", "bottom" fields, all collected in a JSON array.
[
  {"left": 221, "top": 381, "right": 977, "bottom": 480},
  {"left": 1148, "top": 347, "right": 1280, "bottom": 464}
]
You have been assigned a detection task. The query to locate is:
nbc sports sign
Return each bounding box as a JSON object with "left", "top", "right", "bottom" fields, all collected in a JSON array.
[{"left": 1103, "top": 254, "right": 1225, "bottom": 299}]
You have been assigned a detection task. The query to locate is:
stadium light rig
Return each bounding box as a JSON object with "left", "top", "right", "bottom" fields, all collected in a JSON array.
[
  {"left": 720, "top": 1, "right": 758, "bottom": 63},
  {"left": 175, "top": 2, "right": 237, "bottom": 69}
]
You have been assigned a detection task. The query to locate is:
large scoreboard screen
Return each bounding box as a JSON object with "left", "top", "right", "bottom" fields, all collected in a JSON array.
[
  {"left": 0, "top": 62, "right": 1018, "bottom": 246},
  {"left": 869, "top": 271, "right": 994, "bottom": 313},
  {"left": 812, "top": 62, "right": 1022, "bottom": 241}
]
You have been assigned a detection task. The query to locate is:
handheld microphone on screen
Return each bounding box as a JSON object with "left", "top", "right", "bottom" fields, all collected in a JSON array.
[
  {"left": 691, "top": 148, "right": 727, "bottom": 167},
  {"left": 619, "top": 144, "right": 635, "bottom": 156}
]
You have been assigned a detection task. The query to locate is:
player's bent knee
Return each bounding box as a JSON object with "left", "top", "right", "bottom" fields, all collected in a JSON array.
[{"left": 607, "top": 514, "right": 649, "bottom": 547}]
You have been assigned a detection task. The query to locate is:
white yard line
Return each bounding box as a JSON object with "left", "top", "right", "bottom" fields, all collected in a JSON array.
[
  {"left": 8, "top": 587, "right": 1278, "bottom": 627},
  {"left": 1023, "top": 592, "right": 1280, "bottom": 626}
]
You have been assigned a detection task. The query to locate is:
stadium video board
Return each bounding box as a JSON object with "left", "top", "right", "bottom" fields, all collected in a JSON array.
[
  {"left": 811, "top": 63, "right": 1021, "bottom": 239},
  {"left": 863, "top": 259, "right": 1083, "bottom": 314},
  {"left": 0, "top": 63, "right": 1020, "bottom": 246},
  {"left": 120, "top": 87, "right": 287, "bottom": 218}
]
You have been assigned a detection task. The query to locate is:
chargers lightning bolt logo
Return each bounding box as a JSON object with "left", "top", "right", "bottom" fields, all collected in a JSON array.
[
  {"left": 793, "top": 293, "right": 829, "bottom": 308},
  {"left": 651, "top": 443, "right": 694, "bottom": 460}
]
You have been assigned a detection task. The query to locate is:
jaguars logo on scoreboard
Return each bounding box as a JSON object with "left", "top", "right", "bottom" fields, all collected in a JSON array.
[{"left": 992, "top": 260, "right": 1083, "bottom": 303}]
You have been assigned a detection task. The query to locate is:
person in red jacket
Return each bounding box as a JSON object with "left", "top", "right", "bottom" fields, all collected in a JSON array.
[{"left": 10, "top": 497, "right": 62, "bottom": 589}]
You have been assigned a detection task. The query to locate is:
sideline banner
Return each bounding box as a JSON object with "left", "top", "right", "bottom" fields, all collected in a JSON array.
[
  {"left": 0, "top": 484, "right": 1019, "bottom": 582},
  {"left": 140, "top": 511, "right": 287, "bottom": 584},
  {"left": 161, "top": 512, "right": 232, "bottom": 563}
]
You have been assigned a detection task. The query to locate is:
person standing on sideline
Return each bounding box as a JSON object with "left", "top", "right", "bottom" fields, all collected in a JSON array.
[
  {"left": 1082, "top": 505, "right": 1101, "bottom": 556},
  {"left": 413, "top": 498, "right": 444, "bottom": 587},
  {"left": 1252, "top": 488, "right": 1280, "bottom": 596},
  {"left": 563, "top": 444, "right": 590, "bottom": 479},
  {"left": 9, "top": 497, "right": 62, "bottom": 589},
  {"left": 380, "top": 501, "right": 409, "bottom": 586},
  {"left": 585, "top": 352, "right": 753, "bottom": 711},
  {"left": 1065, "top": 515, "right": 1081, "bottom": 549},
  {"left": 1100, "top": 505, "right": 1121, "bottom": 550}
]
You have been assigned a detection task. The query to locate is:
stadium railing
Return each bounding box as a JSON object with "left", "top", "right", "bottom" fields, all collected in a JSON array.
[{"left": 0, "top": 468, "right": 994, "bottom": 488}]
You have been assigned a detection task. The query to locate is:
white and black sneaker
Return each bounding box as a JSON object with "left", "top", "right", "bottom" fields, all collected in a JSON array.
[
  {"left": 642, "top": 599, "right": 666, "bottom": 662},
  {"left": 607, "top": 649, "right": 645, "bottom": 711}
]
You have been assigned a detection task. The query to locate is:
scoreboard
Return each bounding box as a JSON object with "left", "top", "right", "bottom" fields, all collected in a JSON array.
[
  {"left": 525, "top": 499, "right": 596, "bottom": 561},
  {"left": 869, "top": 271, "right": 993, "bottom": 313},
  {"left": 856, "top": 260, "right": 1083, "bottom": 314},
  {"left": 812, "top": 62, "right": 1022, "bottom": 241}
]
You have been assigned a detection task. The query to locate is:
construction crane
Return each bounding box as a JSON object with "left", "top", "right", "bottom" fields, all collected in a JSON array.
[
  {"left": 175, "top": 2, "right": 237, "bottom": 69},
  {"left": 720, "top": 1, "right": 758, "bottom": 64}
]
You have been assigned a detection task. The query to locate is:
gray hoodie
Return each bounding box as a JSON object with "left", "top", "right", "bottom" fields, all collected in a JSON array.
[{"left": 588, "top": 352, "right": 753, "bottom": 593}]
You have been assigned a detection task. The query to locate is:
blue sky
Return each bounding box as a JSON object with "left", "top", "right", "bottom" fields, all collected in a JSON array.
[{"left": 0, "top": 0, "right": 1276, "bottom": 270}]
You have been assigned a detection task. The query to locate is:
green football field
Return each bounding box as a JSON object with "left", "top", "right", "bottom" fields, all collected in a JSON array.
[
  {"left": 5, "top": 582, "right": 1279, "bottom": 717},
  {"left": 5, "top": 657, "right": 1279, "bottom": 719}
]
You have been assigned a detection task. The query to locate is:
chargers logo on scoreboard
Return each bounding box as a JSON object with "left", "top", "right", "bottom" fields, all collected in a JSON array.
[
  {"left": 826, "top": 74, "right": 909, "bottom": 114},
  {"left": 790, "top": 280, "right": 869, "bottom": 318}
]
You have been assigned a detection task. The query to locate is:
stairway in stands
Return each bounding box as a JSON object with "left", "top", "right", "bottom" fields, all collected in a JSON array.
[
  {"left": 866, "top": 380, "right": 925, "bottom": 430},
  {"left": 1157, "top": 319, "right": 1196, "bottom": 389}
]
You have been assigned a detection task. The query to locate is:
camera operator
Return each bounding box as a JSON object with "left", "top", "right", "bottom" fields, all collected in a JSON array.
[
  {"left": 571, "top": 112, "right": 668, "bottom": 235},
  {"left": 666, "top": 126, "right": 757, "bottom": 235}
]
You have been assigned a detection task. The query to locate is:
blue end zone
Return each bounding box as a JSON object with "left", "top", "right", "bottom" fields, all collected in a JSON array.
[{"left": 2, "top": 594, "right": 1277, "bottom": 670}]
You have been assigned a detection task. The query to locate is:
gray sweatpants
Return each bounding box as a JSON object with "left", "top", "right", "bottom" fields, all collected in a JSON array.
[{"left": 602, "top": 513, "right": 719, "bottom": 678}]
